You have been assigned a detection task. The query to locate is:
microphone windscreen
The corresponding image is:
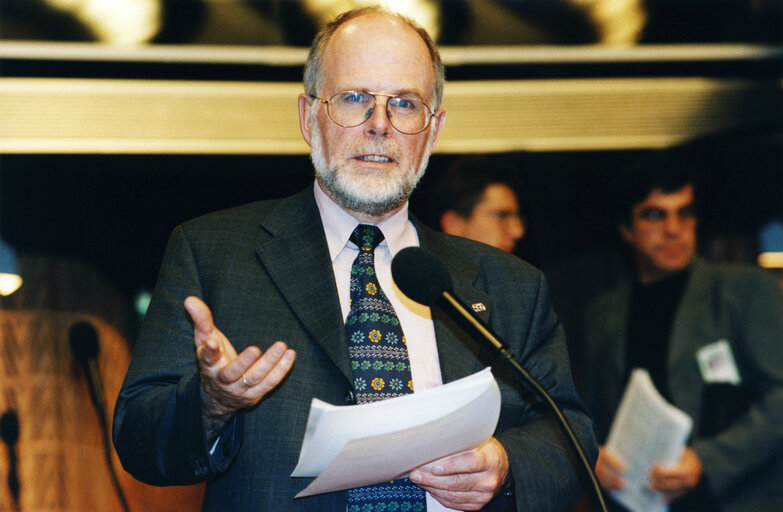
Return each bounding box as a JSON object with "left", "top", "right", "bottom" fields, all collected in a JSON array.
[
  {"left": 0, "top": 410, "right": 19, "bottom": 446},
  {"left": 69, "top": 321, "right": 99, "bottom": 362},
  {"left": 391, "top": 247, "right": 453, "bottom": 307}
]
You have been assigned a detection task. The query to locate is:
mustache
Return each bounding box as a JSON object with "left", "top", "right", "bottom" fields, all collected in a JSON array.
[{"left": 348, "top": 140, "right": 403, "bottom": 161}]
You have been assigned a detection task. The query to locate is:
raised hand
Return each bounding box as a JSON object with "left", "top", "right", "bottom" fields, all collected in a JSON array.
[{"left": 185, "top": 296, "right": 296, "bottom": 440}]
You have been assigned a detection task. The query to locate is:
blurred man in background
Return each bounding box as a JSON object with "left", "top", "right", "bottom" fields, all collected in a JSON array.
[
  {"left": 578, "top": 152, "right": 783, "bottom": 512},
  {"left": 431, "top": 156, "right": 525, "bottom": 253}
]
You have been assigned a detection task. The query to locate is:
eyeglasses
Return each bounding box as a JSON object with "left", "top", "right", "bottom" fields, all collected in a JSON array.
[{"left": 310, "top": 91, "right": 435, "bottom": 135}]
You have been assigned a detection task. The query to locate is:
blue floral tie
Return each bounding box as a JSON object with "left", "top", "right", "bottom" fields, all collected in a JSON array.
[{"left": 345, "top": 225, "right": 426, "bottom": 512}]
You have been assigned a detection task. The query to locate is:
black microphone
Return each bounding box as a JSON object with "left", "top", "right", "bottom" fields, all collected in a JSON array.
[
  {"left": 69, "top": 321, "right": 108, "bottom": 430},
  {"left": 1, "top": 409, "right": 21, "bottom": 509},
  {"left": 68, "top": 321, "right": 132, "bottom": 512},
  {"left": 0, "top": 410, "right": 19, "bottom": 447},
  {"left": 391, "top": 247, "right": 608, "bottom": 512},
  {"left": 391, "top": 247, "right": 518, "bottom": 362}
]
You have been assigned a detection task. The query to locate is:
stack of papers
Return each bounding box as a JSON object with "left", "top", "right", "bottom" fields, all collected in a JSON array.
[
  {"left": 606, "top": 369, "right": 693, "bottom": 512},
  {"left": 291, "top": 368, "right": 501, "bottom": 497}
]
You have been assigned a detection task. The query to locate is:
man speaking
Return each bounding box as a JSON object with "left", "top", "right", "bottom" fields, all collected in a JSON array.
[{"left": 113, "top": 7, "right": 596, "bottom": 511}]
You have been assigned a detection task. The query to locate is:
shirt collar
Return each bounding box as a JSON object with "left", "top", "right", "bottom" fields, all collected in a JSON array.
[{"left": 313, "top": 181, "right": 418, "bottom": 261}]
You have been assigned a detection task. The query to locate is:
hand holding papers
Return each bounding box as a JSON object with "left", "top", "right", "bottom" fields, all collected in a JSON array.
[
  {"left": 605, "top": 369, "right": 693, "bottom": 512},
  {"left": 291, "top": 368, "right": 500, "bottom": 497}
]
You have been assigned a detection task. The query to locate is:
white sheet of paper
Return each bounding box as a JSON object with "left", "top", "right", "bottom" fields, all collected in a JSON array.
[
  {"left": 606, "top": 369, "right": 693, "bottom": 512},
  {"left": 291, "top": 368, "right": 501, "bottom": 497}
]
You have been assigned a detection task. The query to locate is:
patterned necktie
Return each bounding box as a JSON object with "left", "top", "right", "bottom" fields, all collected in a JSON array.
[{"left": 345, "top": 224, "right": 426, "bottom": 512}]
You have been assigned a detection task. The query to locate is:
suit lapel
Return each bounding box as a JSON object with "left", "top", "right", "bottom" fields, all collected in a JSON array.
[
  {"left": 255, "top": 189, "right": 353, "bottom": 383},
  {"left": 415, "top": 221, "right": 494, "bottom": 384},
  {"left": 669, "top": 260, "right": 708, "bottom": 377},
  {"left": 605, "top": 282, "right": 630, "bottom": 380},
  {"left": 253, "top": 198, "right": 499, "bottom": 387}
]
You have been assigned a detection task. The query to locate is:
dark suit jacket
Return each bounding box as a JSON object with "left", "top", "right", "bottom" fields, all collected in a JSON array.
[
  {"left": 113, "top": 187, "right": 596, "bottom": 511},
  {"left": 581, "top": 258, "right": 783, "bottom": 512}
]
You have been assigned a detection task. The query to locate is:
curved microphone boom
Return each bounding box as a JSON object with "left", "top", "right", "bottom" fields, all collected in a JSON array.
[
  {"left": 69, "top": 321, "right": 131, "bottom": 512},
  {"left": 391, "top": 247, "right": 608, "bottom": 512},
  {"left": 70, "top": 322, "right": 108, "bottom": 429},
  {"left": 1, "top": 409, "right": 20, "bottom": 511}
]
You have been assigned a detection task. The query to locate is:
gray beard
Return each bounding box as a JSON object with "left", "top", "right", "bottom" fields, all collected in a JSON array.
[
  {"left": 314, "top": 161, "right": 422, "bottom": 217},
  {"left": 308, "top": 114, "right": 432, "bottom": 217}
]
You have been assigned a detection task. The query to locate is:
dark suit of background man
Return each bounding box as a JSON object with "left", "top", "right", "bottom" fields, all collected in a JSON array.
[
  {"left": 578, "top": 152, "right": 783, "bottom": 512},
  {"left": 113, "top": 7, "right": 596, "bottom": 511}
]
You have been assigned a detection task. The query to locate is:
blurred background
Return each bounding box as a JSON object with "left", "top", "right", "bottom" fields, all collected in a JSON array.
[{"left": 0, "top": 1, "right": 781, "bottom": 510}]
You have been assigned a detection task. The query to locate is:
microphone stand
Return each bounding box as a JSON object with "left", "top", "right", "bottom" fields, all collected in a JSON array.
[
  {"left": 440, "top": 292, "right": 609, "bottom": 512},
  {"left": 1, "top": 410, "right": 21, "bottom": 512},
  {"left": 95, "top": 395, "right": 132, "bottom": 512},
  {"left": 70, "top": 322, "right": 131, "bottom": 512}
]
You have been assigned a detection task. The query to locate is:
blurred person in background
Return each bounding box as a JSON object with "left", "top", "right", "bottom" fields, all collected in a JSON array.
[
  {"left": 430, "top": 156, "right": 526, "bottom": 253},
  {"left": 578, "top": 151, "right": 783, "bottom": 512}
]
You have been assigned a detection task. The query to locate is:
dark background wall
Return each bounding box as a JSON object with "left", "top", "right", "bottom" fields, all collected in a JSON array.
[{"left": 2, "top": 134, "right": 780, "bottom": 301}]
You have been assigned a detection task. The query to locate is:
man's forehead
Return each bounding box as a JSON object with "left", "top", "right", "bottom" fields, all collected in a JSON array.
[
  {"left": 321, "top": 13, "right": 433, "bottom": 92},
  {"left": 327, "top": 13, "right": 420, "bottom": 52}
]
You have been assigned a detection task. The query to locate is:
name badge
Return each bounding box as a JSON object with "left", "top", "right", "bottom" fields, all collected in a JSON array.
[{"left": 696, "top": 339, "right": 741, "bottom": 385}]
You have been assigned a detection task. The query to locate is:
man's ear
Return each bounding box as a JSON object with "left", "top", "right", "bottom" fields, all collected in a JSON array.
[
  {"left": 298, "top": 94, "right": 313, "bottom": 147},
  {"left": 428, "top": 110, "right": 447, "bottom": 150},
  {"left": 440, "top": 209, "right": 466, "bottom": 236}
]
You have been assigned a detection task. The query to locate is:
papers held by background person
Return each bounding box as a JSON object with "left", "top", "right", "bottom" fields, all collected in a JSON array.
[
  {"left": 291, "top": 368, "right": 501, "bottom": 497},
  {"left": 606, "top": 369, "right": 693, "bottom": 512}
]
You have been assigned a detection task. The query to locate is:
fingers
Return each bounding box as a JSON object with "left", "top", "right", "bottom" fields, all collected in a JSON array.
[
  {"left": 185, "top": 296, "right": 216, "bottom": 341},
  {"left": 409, "top": 438, "right": 508, "bottom": 510},
  {"left": 186, "top": 296, "right": 235, "bottom": 366},
  {"left": 233, "top": 342, "right": 297, "bottom": 393},
  {"left": 599, "top": 446, "right": 626, "bottom": 472},
  {"left": 421, "top": 488, "right": 485, "bottom": 511},
  {"left": 595, "top": 446, "right": 626, "bottom": 491},
  {"left": 424, "top": 451, "right": 486, "bottom": 478},
  {"left": 649, "top": 447, "right": 702, "bottom": 497},
  {"left": 183, "top": 297, "right": 296, "bottom": 418},
  {"left": 217, "top": 345, "right": 264, "bottom": 385},
  {"left": 198, "top": 338, "right": 226, "bottom": 367},
  {"left": 428, "top": 438, "right": 507, "bottom": 477},
  {"left": 650, "top": 469, "right": 691, "bottom": 504}
]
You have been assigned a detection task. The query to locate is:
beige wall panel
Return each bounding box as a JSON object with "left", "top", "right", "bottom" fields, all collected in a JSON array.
[
  {"left": 0, "top": 311, "right": 205, "bottom": 511},
  {"left": 1, "top": 77, "right": 779, "bottom": 153},
  {"left": 0, "top": 257, "right": 205, "bottom": 512}
]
